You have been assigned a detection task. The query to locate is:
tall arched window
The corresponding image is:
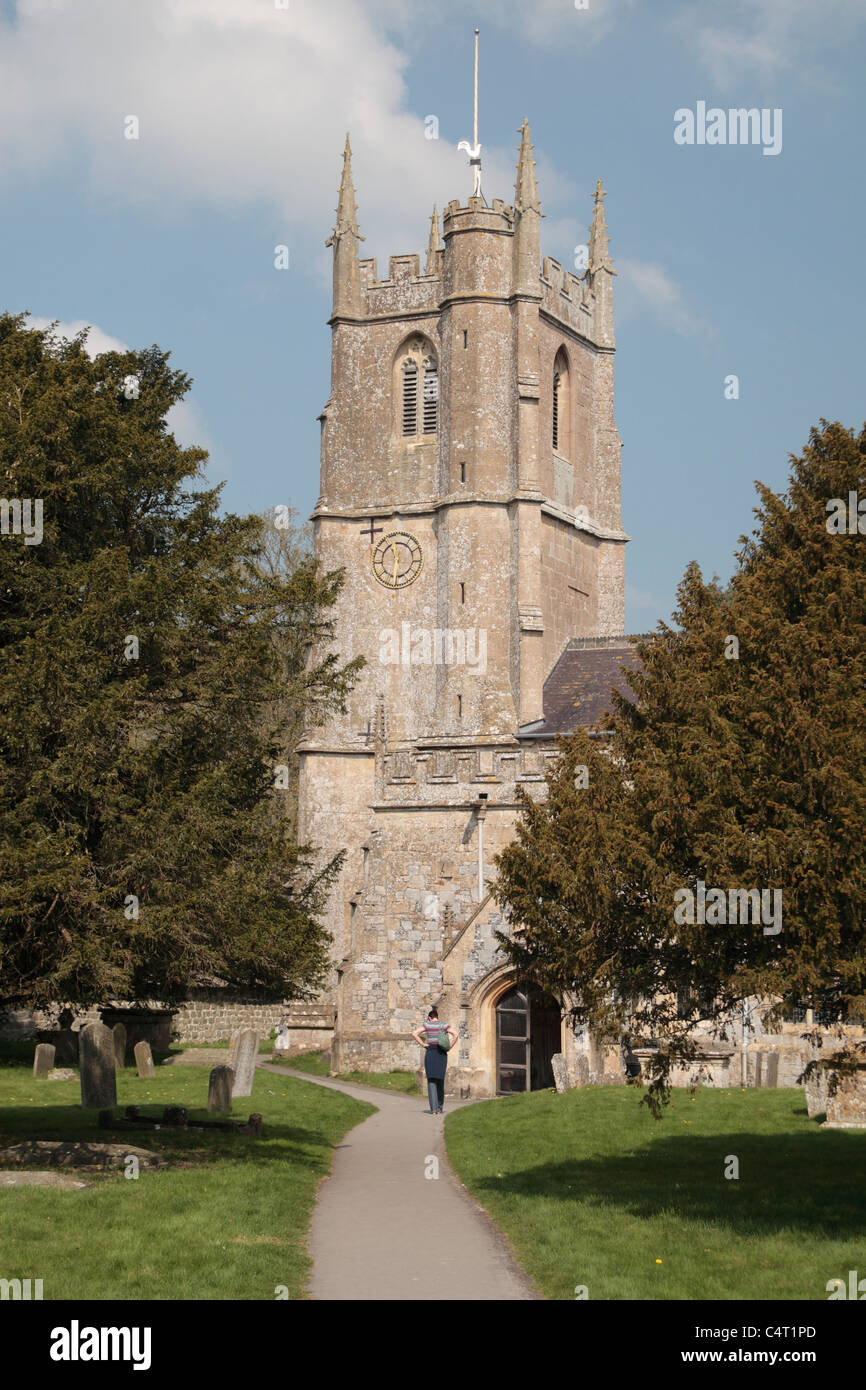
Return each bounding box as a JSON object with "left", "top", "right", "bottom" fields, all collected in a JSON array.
[
  {"left": 553, "top": 347, "right": 570, "bottom": 456},
  {"left": 398, "top": 338, "right": 438, "bottom": 438}
]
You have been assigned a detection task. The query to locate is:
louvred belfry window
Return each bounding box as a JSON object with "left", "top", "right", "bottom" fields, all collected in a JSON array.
[
  {"left": 402, "top": 360, "right": 418, "bottom": 436},
  {"left": 552, "top": 348, "right": 570, "bottom": 457},
  {"left": 422, "top": 359, "right": 438, "bottom": 434}
]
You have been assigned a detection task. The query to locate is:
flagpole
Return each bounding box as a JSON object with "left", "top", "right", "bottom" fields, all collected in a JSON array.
[{"left": 473, "top": 28, "right": 479, "bottom": 150}]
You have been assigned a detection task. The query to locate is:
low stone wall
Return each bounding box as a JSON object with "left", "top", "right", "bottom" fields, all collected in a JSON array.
[
  {"left": 173, "top": 998, "right": 287, "bottom": 1043},
  {"left": 333, "top": 1032, "right": 418, "bottom": 1074},
  {"left": 0, "top": 995, "right": 334, "bottom": 1048}
]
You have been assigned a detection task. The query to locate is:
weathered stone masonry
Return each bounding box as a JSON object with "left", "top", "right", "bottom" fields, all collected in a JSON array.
[{"left": 294, "top": 123, "right": 630, "bottom": 1096}]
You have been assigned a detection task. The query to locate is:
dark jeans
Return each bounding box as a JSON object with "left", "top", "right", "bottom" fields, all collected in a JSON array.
[{"left": 427, "top": 1078, "right": 444, "bottom": 1112}]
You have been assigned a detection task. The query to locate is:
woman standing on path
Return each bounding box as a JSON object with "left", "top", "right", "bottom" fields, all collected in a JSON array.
[{"left": 412, "top": 1008, "right": 457, "bottom": 1114}]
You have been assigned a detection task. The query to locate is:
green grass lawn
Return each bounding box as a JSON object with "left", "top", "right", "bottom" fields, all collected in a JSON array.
[
  {"left": 0, "top": 1055, "right": 374, "bottom": 1300},
  {"left": 278, "top": 1049, "right": 423, "bottom": 1096},
  {"left": 445, "top": 1086, "right": 866, "bottom": 1301},
  {"left": 274, "top": 1050, "right": 330, "bottom": 1076}
]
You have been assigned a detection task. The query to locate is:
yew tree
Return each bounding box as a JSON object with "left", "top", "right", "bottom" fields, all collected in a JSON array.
[
  {"left": 494, "top": 420, "right": 866, "bottom": 1107},
  {"left": 0, "top": 313, "right": 361, "bottom": 1012}
]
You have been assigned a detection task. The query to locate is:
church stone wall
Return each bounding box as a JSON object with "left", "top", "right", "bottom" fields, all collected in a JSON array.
[{"left": 299, "top": 133, "right": 630, "bottom": 1089}]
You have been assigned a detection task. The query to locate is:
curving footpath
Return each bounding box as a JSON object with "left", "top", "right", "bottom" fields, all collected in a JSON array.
[{"left": 261, "top": 1063, "right": 536, "bottom": 1301}]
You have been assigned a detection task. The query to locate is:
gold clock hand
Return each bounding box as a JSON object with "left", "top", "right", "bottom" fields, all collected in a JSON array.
[{"left": 392, "top": 546, "right": 398, "bottom": 585}]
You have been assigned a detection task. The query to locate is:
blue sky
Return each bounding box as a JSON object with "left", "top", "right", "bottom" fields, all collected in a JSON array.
[{"left": 1, "top": 0, "right": 863, "bottom": 631}]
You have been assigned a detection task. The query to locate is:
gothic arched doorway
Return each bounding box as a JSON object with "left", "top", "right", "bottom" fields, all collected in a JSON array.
[{"left": 495, "top": 985, "right": 562, "bottom": 1093}]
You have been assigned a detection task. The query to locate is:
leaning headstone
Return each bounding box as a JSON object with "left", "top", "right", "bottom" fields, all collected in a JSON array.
[
  {"left": 226, "top": 1029, "right": 242, "bottom": 1069},
  {"left": 208, "top": 1065, "right": 234, "bottom": 1114},
  {"left": 79, "top": 1022, "right": 117, "bottom": 1110},
  {"left": 805, "top": 1065, "right": 829, "bottom": 1117},
  {"left": 824, "top": 1065, "right": 866, "bottom": 1129},
  {"left": 33, "top": 1043, "right": 56, "bottom": 1079},
  {"left": 112, "top": 1022, "right": 127, "bottom": 1070},
  {"left": 134, "top": 1040, "right": 155, "bottom": 1079},
  {"left": 230, "top": 1029, "right": 258, "bottom": 1098},
  {"left": 550, "top": 1053, "right": 570, "bottom": 1094}
]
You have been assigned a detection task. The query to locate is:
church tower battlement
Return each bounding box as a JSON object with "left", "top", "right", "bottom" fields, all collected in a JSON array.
[
  {"left": 296, "top": 121, "right": 630, "bottom": 1091},
  {"left": 312, "top": 123, "right": 626, "bottom": 743}
]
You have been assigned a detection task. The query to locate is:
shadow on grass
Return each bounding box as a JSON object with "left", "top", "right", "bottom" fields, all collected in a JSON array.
[
  {"left": 471, "top": 1129, "right": 866, "bottom": 1240},
  {"left": 0, "top": 1103, "right": 351, "bottom": 1168}
]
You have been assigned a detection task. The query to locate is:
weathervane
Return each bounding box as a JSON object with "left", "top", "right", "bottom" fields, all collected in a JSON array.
[{"left": 457, "top": 28, "right": 483, "bottom": 200}]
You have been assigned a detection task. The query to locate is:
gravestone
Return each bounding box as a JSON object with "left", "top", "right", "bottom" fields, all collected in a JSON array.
[
  {"left": 550, "top": 1053, "right": 570, "bottom": 1094},
  {"left": 764, "top": 1053, "right": 779, "bottom": 1088},
  {"left": 226, "top": 1029, "right": 242, "bottom": 1069},
  {"left": 208, "top": 1065, "right": 234, "bottom": 1114},
  {"left": 824, "top": 1064, "right": 866, "bottom": 1129},
  {"left": 805, "top": 1065, "right": 829, "bottom": 1117},
  {"left": 754, "top": 1053, "right": 763, "bottom": 1088},
  {"left": 79, "top": 1022, "right": 117, "bottom": 1110},
  {"left": 231, "top": 1029, "right": 258, "bottom": 1098},
  {"left": 112, "top": 1022, "right": 127, "bottom": 1070},
  {"left": 134, "top": 1040, "right": 155, "bottom": 1079},
  {"left": 33, "top": 1043, "right": 56, "bottom": 1079}
]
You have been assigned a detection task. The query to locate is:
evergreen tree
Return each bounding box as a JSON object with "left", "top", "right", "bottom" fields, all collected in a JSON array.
[
  {"left": 0, "top": 313, "right": 361, "bottom": 1012},
  {"left": 494, "top": 421, "right": 866, "bottom": 1108}
]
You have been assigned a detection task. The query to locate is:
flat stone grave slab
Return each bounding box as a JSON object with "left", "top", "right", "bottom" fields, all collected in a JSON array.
[
  {"left": 160, "top": 1049, "right": 227, "bottom": 1067},
  {"left": 98, "top": 1105, "right": 262, "bottom": 1136},
  {"left": 0, "top": 1141, "right": 166, "bottom": 1169},
  {"left": 0, "top": 1171, "right": 91, "bottom": 1190}
]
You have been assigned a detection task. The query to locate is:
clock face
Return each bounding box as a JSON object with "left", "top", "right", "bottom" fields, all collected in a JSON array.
[{"left": 371, "top": 531, "right": 423, "bottom": 589}]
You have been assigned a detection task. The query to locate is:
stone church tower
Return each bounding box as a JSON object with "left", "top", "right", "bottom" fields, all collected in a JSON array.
[{"left": 294, "top": 123, "right": 631, "bottom": 1097}]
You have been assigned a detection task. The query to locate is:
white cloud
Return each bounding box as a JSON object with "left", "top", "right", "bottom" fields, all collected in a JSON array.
[
  {"left": 672, "top": 0, "right": 866, "bottom": 84},
  {"left": 0, "top": 0, "right": 567, "bottom": 279},
  {"left": 25, "top": 316, "right": 128, "bottom": 358},
  {"left": 23, "top": 313, "right": 222, "bottom": 476},
  {"left": 616, "top": 258, "right": 712, "bottom": 340}
]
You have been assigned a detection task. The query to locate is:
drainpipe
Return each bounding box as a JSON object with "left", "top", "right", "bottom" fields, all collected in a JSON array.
[{"left": 474, "top": 795, "right": 488, "bottom": 901}]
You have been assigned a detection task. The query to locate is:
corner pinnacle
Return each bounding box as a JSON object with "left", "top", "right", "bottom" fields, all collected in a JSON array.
[
  {"left": 326, "top": 134, "right": 363, "bottom": 247},
  {"left": 514, "top": 117, "right": 541, "bottom": 215},
  {"left": 426, "top": 205, "right": 443, "bottom": 273},
  {"left": 588, "top": 178, "right": 614, "bottom": 274}
]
